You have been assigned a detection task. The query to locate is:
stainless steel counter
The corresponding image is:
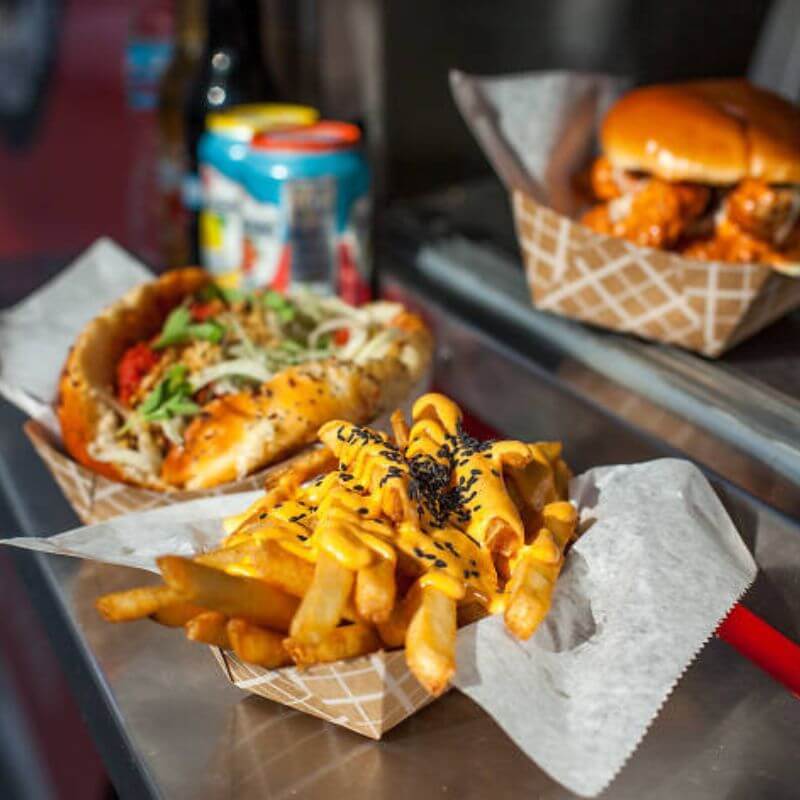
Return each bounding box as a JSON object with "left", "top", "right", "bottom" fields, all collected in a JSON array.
[{"left": 3, "top": 259, "right": 800, "bottom": 798}]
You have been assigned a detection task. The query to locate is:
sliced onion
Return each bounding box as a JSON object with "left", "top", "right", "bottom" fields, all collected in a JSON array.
[
  {"left": 88, "top": 442, "right": 162, "bottom": 474},
  {"left": 353, "top": 329, "right": 397, "bottom": 364},
  {"left": 189, "top": 358, "right": 272, "bottom": 392},
  {"left": 338, "top": 326, "right": 369, "bottom": 360}
]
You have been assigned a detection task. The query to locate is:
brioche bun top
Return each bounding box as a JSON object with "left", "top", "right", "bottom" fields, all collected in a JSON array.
[{"left": 601, "top": 79, "right": 800, "bottom": 185}]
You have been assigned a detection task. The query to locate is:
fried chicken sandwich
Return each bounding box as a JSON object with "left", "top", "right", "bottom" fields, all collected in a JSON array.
[{"left": 581, "top": 79, "right": 800, "bottom": 271}]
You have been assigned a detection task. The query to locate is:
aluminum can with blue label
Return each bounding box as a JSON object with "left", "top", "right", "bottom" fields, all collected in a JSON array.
[
  {"left": 240, "top": 121, "right": 372, "bottom": 302},
  {"left": 198, "top": 104, "right": 318, "bottom": 276}
]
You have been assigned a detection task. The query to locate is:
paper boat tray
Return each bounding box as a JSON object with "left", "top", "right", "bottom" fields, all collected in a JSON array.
[
  {"left": 512, "top": 191, "right": 800, "bottom": 357},
  {"left": 214, "top": 646, "right": 436, "bottom": 739},
  {"left": 24, "top": 420, "right": 280, "bottom": 525}
]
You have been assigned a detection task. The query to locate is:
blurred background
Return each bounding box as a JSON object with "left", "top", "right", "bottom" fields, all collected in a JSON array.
[{"left": 0, "top": 0, "right": 796, "bottom": 797}]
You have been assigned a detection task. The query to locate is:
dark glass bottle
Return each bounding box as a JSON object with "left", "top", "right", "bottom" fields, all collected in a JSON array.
[{"left": 184, "top": 0, "right": 281, "bottom": 260}]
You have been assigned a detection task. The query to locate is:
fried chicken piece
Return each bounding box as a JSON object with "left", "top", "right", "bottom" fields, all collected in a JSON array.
[
  {"left": 680, "top": 216, "right": 786, "bottom": 265},
  {"left": 725, "top": 179, "right": 800, "bottom": 245},
  {"left": 582, "top": 179, "right": 710, "bottom": 249},
  {"left": 589, "top": 156, "right": 643, "bottom": 200}
]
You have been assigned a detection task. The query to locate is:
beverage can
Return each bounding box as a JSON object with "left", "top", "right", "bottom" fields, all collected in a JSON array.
[
  {"left": 240, "top": 121, "right": 372, "bottom": 302},
  {"left": 198, "top": 104, "right": 318, "bottom": 276}
]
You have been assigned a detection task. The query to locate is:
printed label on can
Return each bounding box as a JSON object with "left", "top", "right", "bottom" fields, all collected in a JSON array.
[
  {"left": 241, "top": 192, "right": 286, "bottom": 290},
  {"left": 199, "top": 164, "right": 244, "bottom": 274},
  {"left": 283, "top": 177, "right": 337, "bottom": 290}
]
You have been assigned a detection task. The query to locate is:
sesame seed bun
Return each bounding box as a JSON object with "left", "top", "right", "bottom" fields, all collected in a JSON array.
[{"left": 601, "top": 79, "right": 800, "bottom": 185}]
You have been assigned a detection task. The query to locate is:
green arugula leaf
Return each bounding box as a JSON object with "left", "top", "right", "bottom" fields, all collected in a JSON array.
[
  {"left": 199, "top": 283, "right": 251, "bottom": 305},
  {"left": 187, "top": 319, "right": 225, "bottom": 344},
  {"left": 154, "top": 306, "right": 226, "bottom": 349},
  {"left": 262, "top": 290, "right": 289, "bottom": 311},
  {"left": 154, "top": 306, "right": 192, "bottom": 349},
  {"left": 136, "top": 364, "right": 200, "bottom": 423}
]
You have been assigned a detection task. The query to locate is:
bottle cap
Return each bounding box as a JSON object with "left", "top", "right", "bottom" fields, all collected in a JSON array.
[{"left": 206, "top": 104, "right": 318, "bottom": 140}]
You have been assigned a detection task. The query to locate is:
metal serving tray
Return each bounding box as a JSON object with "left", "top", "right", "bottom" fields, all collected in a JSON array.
[{"left": 2, "top": 253, "right": 799, "bottom": 799}]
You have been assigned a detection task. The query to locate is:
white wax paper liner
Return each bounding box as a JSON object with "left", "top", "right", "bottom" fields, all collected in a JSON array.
[
  {"left": 0, "top": 459, "right": 757, "bottom": 796},
  {"left": 0, "top": 238, "right": 150, "bottom": 437}
]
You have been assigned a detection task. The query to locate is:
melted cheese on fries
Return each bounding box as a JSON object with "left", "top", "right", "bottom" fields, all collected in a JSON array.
[{"left": 223, "top": 393, "right": 573, "bottom": 613}]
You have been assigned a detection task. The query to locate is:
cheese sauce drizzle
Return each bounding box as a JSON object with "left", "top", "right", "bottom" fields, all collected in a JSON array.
[{"left": 224, "top": 394, "right": 571, "bottom": 611}]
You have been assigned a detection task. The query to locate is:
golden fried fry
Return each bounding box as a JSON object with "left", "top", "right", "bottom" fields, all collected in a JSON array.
[
  {"left": 221, "top": 448, "right": 338, "bottom": 536},
  {"left": 96, "top": 584, "right": 183, "bottom": 623},
  {"left": 543, "top": 501, "right": 578, "bottom": 548},
  {"left": 390, "top": 409, "right": 409, "bottom": 449},
  {"left": 289, "top": 551, "right": 354, "bottom": 644},
  {"left": 150, "top": 602, "right": 205, "bottom": 627},
  {"left": 405, "top": 585, "right": 457, "bottom": 696},
  {"left": 227, "top": 619, "right": 291, "bottom": 668},
  {"left": 355, "top": 558, "right": 396, "bottom": 624},
  {"left": 285, "top": 623, "right": 381, "bottom": 666},
  {"left": 377, "top": 580, "right": 422, "bottom": 647},
  {"left": 505, "top": 503, "right": 576, "bottom": 640},
  {"left": 186, "top": 611, "right": 230, "bottom": 648},
  {"left": 200, "top": 540, "right": 314, "bottom": 598},
  {"left": 158, "top": 556, "right": 298, "bottom": 631}
]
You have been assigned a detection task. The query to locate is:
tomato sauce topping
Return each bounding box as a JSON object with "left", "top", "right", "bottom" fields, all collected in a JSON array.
[{"left": 116, "top": 343, "right": 160, "bottom": 406}]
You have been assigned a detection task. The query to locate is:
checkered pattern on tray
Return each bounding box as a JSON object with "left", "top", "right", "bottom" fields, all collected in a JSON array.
[
  {"left": 214, "top": 647, "right": 436, "bottom": 738},
  {"left": 25, "top": 420, "right": 276, "bottom": 524},
  {"left": 513, "top": 191, "right": 800, "bottom": 356}
]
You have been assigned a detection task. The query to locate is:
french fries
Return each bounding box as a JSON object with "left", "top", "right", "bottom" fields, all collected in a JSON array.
[
  {"left": 186, "top": 611, "right": 230, "bottom": 648},
  {"left": 355, "top": 558, "right": 396, "bottom": 624},
  {"left": 377, "top": 580, "right": 422, "bottom": 647},
  {"left": 96, "top": 392, "right": 577, "bottom": 698},
  {"left": 199, "top": 539, "right": 314, "bottom": 598},
  {"left": 158, "top": 556, "right": 298, "bottom": 631},
  {"left": 289, "top": 552, "right": 354, "bottom": 644},
  {"left": 96, "top": 584, "right": 183, "bottom": 622},
  {"left": 227, "top": 619, "right": 291, "bottom": 668},
  {"left": 285, "top": 623, "right": 381, "bottom": 666},
  {"left": 405, "top": 586, "right": 457, "bottom": 696},
  {"left": 150, "top": 602, "right": 205, "bottom": 627}
]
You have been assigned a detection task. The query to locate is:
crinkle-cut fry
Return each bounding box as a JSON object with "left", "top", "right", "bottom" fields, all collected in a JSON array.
[
  {"left": 377, "top": 579, "right": 422, "bottom": 647},
  {"left": 504, "top": 503, "right": 577, "bottom": 640},
  {"left": 285, "top": 623, "right": 381, "bottom": 667},
  {"left": 406, "top": 585, "right": 457, "bottom": 696},
  {"left": 355, "top": 558, "right": 397, "bottom": 624},
  {"left": 199, "top": 540, "right": 314, "bottom": 599},
  {"left": 96, "top": 584, "right": 183, "bottom": 623},
  {"left": 186, "top": 611, "right": 230, "bottom": 648},
  {"left": 390, "top": 409, "right": 409, "bottom": 449},
  {"left": 158, "top": 556, "right": 299, "bottom": 631},
  {"left": 150, "top": 602, "right": 205, "bottom": 627},
  {"left": 227, "top": 618, "right": 292, "bottom": 668},
  {"left": 289, "top": 551, "right": 354, "bottom": 644}
]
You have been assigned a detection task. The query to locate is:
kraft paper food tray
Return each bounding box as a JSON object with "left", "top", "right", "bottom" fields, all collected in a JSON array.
[
  {"left": 451, "top": 70, "right": 800, "bottom": 357},
  {"left": 2, "top": 239, "right": 430, "bottom": 524},
  {"left": 213, "top": 646, "right": 436, "bottom": 739},
  {"left": 24, "top": 419, "right": 291, "bottom": 524}
]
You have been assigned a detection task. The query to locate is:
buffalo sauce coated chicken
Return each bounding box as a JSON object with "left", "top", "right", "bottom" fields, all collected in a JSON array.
[
  {"left": 581, "top": 159, "right": 800, "bottom": 266},
  {"left": 583, "top": 158, "right": 711, "bottom": 249}
]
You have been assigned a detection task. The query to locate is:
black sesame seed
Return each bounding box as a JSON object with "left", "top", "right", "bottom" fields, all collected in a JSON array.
[{"left": 434, "top": 559, "right": 447, "bottom": 568}]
